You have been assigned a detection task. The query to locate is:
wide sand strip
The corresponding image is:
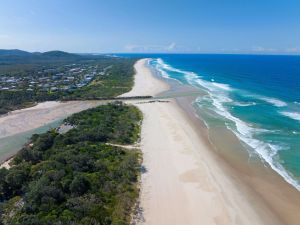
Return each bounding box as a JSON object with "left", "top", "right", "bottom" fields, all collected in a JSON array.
[{"left": 124, "top": 59, "right": 281, "bottom": 225}]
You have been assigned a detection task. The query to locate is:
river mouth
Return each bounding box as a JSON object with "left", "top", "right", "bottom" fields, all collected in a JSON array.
[{"left": 0, "top": 118, "right": 63, "bottom": 163}]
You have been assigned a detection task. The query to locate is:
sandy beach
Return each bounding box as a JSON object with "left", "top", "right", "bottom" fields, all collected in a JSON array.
[
  {"left": 1, "top": 58, "right": 300, "bottom": 224},
  {"left": 124, "top": 59, "right": 300, "bottom": 225}
]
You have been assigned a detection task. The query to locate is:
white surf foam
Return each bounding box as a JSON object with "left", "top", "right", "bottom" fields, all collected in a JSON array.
[
  {"left": 156, "top": 58, "right": 193, "bottom": 75},
  {"left": 211, "top": 82, "right": 232, "bottom": 91},
  {"left": 260, "top": 97, "right": 287, "bottom": 107},
  {"left": 209, "top": 94, "right": 300, "bottom": 190},
  {"left": 152, "top": 58, "right": 183, "bottom": 82},
  {"left": 281, "top": 111, "right": 300, "bottom": 122},
  {"left": 152, "top": 58, "right": 300, "bottom": 191},
  {"left": 233, "top": 102, "right": 257, "bottom": 107}
]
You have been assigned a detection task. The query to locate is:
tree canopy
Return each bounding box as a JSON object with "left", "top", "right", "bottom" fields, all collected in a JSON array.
[{"left": 0, "top": 102, "right": 142, "bottom": 225}]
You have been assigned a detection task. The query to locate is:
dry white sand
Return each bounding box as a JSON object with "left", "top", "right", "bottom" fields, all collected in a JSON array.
[
  {"left": 0, "top": 100, "right": 105, "bottom": 139},
  {"left": 0, "top": 157, "right": 13, "bottom": 169},
  {"left": 126, "top": 59, "right": 279, "bottom": 225},
  {"left": 0, "top": 58, "right": 161, "bottom": 140},
  {"left": 120, "top": 58, "right": 167, "bottom": 97},
  {"left": 0, "top": 58, "right": 287, "bottom": 224}
]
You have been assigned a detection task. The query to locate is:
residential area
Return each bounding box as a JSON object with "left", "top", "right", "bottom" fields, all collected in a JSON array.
[{"left": 0, "top": 63, "right": 111, "bottom": 92}]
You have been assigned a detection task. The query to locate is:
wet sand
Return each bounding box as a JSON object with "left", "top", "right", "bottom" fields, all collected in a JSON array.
[
  {"left": 124, "top": 59, "right": 300, "bottom": 225},
  {"left": 1, "top": 58, "right": 300, "bottom": 224},
  {"left": 176, "top": 93, "right": 300, "bottom": 225}
]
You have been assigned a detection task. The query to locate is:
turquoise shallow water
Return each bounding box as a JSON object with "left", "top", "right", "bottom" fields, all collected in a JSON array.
[
  {"left": 127, "top": 54, "right": 300, "bottom": 191},
  {"left": 0, "top": 119, "right": 63, "bottom": 162}
]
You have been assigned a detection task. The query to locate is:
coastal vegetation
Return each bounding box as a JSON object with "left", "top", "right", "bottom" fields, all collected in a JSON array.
[
  {"left": 0, "top": 102, "right": 143, "bottom": 225},
  {"left": 0, "top": 50, "right": 137, "bottom": 114}
]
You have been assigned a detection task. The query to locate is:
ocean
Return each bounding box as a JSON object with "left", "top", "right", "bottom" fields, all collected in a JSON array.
[{"left": 120, "top": 54, "right": 300, "bottom": 191}]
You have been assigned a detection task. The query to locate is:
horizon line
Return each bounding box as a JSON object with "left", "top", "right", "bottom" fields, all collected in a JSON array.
[{"left": 1, "top": 48, "right": 300, "bottom": 56}]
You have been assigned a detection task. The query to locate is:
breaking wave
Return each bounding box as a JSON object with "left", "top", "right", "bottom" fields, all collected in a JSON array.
[{"left": 151, "top": 58, "right": 300, "bottom": 191}]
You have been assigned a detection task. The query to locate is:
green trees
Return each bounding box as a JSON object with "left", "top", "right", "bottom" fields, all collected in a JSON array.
[
  {"left": 0, "top": 57, "right": 137, "bottom": 115},
  {"left": 0, "top": 103, "right": 142, "bottom": 224},
  {"left": 70, "top": 175, "right": 90, "bottom": 196}
]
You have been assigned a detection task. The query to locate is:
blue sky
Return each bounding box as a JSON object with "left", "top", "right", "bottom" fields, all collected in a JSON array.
[{"left": 0, "top": 0, "right": 300, "bottom": 54}]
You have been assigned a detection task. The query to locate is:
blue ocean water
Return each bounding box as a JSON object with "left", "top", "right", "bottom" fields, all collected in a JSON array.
[{"left": 119, "top": 54, "right": 300, "bottom": 190}]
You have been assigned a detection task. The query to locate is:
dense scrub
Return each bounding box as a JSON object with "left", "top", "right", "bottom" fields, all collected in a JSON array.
[
  {"left": 0, "top": 90, "right": 61, "bottom": 115},
  {"left": 0, "top": 102, "right": 142, "bottom": 225}
]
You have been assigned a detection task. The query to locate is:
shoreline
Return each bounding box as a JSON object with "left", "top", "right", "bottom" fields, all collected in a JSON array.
[
  {"left": 168, "top": 66, "right": 300, "bottom": 224},
  {"left": 0, "top": 100, "right": 108, "bottom": 140},
  {"left": 127, "top": 58, "right": 300, "bottom": 225},
  {"left": 175, "top": 90, "right": 300, "bottom": 225},
  {"left": 0, "top": 156, "right": 14, "bottom": 169},
  {"left": 1, "top": 58, "right": 300, "bottom": 224},
  {"left": 0, "top": 100, "right": 111, "bottom": 164}
]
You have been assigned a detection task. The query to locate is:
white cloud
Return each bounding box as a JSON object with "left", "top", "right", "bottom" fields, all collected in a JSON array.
[
  {"left": 166, "top": 42, "right": 176, "bottom": 51},
  {"left": 251, "top": 46, "right": 277, "bottom": 53},
  {"left": 124, "top": 44, "right": 300, "bottom": 54},
  {"left": 251, "top": 46, "right": 300, "bottom": 54},
  {"left": 124, "top": 42, "right": 178, "bottom": 52},
  {"left": 0, "top": 34, "right": 10, "bottom": 40},
  {"left": 124, "top": 44, "right": 143, "bottom": 52},
  {"left": 285, "top": 47, "right": 300, "bottom": 53}
]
